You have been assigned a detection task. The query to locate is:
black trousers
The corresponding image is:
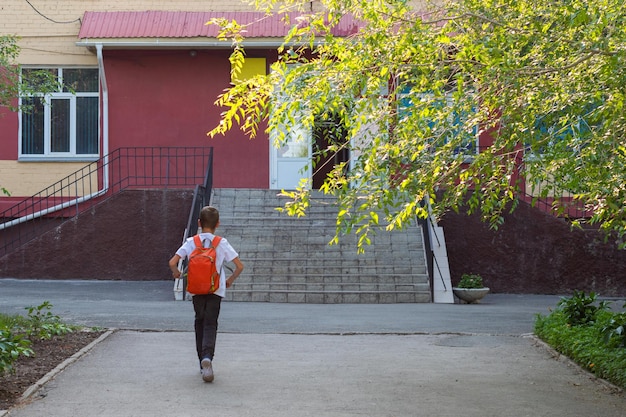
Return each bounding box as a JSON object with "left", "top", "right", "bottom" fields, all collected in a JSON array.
[{"left": 192, "top": 293, "right": 222, "bottom": 363}]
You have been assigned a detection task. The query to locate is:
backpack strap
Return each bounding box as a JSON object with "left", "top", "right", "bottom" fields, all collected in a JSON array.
[
  {"left": 210, "top": 236, "right": 222, "bottom": 248},
  {"left": 193, "top": 234, "right": 221, "bottom": 249}
]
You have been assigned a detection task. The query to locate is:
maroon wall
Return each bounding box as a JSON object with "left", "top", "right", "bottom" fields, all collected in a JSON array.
[
  {"left": 1, "top": 188, "right": 625, "bottom": 298},
  {"left": 0, "top": 104, "right": 18, "bottom": 160},
  {"left": 0, "top": 189, "right": 193, "bottom": 280},
  {"left": 440, "top": 200, "right": 626, "bottom": 297},
  {"left": 104, "top": 49, "right": 269, "bottom": 189},
  {"left": 0, "top": 103, "right": 22, "bottom": 212}
]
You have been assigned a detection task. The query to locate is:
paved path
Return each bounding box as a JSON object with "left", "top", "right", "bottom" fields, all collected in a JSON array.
[
  {"left": 1, "top": 279, "right": 625, "bottom": 417},
  {"left": 0, "top": 279, "right": 566, "bottom": 334}
]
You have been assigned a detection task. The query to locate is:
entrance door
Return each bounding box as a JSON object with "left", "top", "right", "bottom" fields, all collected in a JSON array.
[
  {"left": 269, "top": 115, "right": 352, "bottom": 190},
  {"left": 269, "top": 124, "right": 312, "bottom": 190},
  {"left": 312, "top": 116, "right": 350, "bottom": 189}
]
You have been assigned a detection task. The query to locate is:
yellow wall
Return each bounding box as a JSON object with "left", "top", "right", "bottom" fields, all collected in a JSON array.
[
  {"left": 0, "top": 0, "right": 260, "bottom": 65},
  {"left": 232, "top": 57, "right": 267, "bottom": 84},
  {"left": 524, "top": 173, "right": 573, "bottom": 198},
  {"left": 0, "top": 161, "right": 98, "bottom": 197},
  {"left": 1, "top": 0, "right": 434, "bottom": 65}
]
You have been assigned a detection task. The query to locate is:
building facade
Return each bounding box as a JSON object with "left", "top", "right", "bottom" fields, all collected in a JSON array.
[
  {"left": 0, "top": 1, "right": 296, "bottom": 212},
  {"left": 0, "top": 0, "right": 454, "bottom": 209}
]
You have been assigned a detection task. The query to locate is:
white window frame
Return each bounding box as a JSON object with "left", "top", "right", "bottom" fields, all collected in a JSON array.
[{"left": 18, "top": 67, "right": 100, "bottom": 161}]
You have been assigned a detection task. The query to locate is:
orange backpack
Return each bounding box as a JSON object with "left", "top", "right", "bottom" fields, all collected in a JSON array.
[{"left": 186, "top": 235, "right": 222, "bottom": 294}]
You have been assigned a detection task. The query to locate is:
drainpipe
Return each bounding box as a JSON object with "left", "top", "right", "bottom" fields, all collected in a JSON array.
[
  {"left": 0, "top": 44, "right": 110, "bottom": 230},
  {"left": 96, "top": 43, "right": 110, "bottom": 193}
]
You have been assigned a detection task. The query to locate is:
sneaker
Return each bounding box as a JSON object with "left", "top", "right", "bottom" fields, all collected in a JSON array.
[{"left": 200, "top": 358, "right": 214, "bottom": 383}]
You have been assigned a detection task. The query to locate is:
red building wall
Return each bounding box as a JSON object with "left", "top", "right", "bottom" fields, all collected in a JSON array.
[
  {"left": 0, "top": 104, "right": 18, "bottom": 160},
  {"left": 103, "top": 48, "right": 269, "bottom": 188}
]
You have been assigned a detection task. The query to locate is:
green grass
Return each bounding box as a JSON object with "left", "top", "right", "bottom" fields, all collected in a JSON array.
[
  {"left": 0, "top": 312, "right": 30, "bottom": 331},
  {"left": 535, "top": 295, "right": 626, "bottom": 390}
]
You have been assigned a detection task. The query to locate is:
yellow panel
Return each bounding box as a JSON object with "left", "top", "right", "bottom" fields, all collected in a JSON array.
[
  {"left": 231, "top": 57, "right": 266, "bottom": 84},
  {"left": 0, "top": 161, "right": 98, "bottom": 197}
]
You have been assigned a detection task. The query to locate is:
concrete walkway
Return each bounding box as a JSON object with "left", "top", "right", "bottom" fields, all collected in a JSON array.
[{"left": 1, "top": 279, "right": 625, "bottom": 417}]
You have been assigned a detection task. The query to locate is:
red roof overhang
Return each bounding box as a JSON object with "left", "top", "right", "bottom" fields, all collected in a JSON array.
[{"left": 77, "top": 11, "right": 362, "bottom": 48}]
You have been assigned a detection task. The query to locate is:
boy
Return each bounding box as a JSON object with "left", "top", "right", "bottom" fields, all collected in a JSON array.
[{"left": 168, "top": 206, "right": 244, "bottom": 383}]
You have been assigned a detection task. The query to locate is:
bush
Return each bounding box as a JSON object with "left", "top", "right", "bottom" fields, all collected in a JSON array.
[
  {"left": 557, "top": 290, "right": 611, "bottom": 326},
  {"left": 601, "top": 304, "right": 626, "bottom": 348},
  {"left": 0, "top": 329, "right": 33, "bottom": 374},
  {"left": 0, "top": 301, "right": 74, "bottom": 375},
  {"left": 24, "top": 301, "right": 74, "bottom": 340},
  {"left": 456, "top": 273, "right": 484, "bottom": 289},
  {"left": 535, "top": 293, "right": 626, "bottom": 389}
]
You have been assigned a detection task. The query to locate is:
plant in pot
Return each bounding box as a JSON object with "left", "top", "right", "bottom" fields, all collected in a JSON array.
[{"left": 452, "top": 273, "right": 490, "bottom": 304}]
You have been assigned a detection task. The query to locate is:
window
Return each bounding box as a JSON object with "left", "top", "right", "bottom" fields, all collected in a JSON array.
[
  {"left": 20, "top": 68, "right": 99, "bottom": 160},
  {"left": 527, "top": 102, "right": 597, "bottom": 157},
  {"left": 397, "top": 87, "right": 478, "bottom": 156}
]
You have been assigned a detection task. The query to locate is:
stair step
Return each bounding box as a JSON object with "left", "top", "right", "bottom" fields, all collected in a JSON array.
[
  {"left": 225, "top": 290, "right": 432, "bottom": 303},
  {"left": 236, "top": 268, "right": 427, "bottom": 274},
  {"left": 229, "top": 282, "right": 429, "bottom": 289},
  {"left": 232, "top": 274, "right": 429, "bottom": 283},
  {"left": 211, "top": 188, "right": 431, "bottom": 303}
]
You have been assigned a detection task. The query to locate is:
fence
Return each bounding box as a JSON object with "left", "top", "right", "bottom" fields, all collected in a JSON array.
[{"left": 0, "top": 147, "right": 213, "bottom": 258}]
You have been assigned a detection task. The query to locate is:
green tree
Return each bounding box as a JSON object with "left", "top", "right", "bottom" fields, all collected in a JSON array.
[
  {"left": 1, "top": 35, "right": 60, "bottom": 196},
  {"left": 0, "top": 35, "right": 21, "bottom": 110},
  {"left": 210, "top": 0, "right": 626, "bottom": 249},
  {"left": 1, "top": 35, "right": 60, "bottom": 111}
]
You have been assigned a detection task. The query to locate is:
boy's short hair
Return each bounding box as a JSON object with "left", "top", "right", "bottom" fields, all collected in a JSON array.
[{"left": 199, "top": 206, "right": 219, "bottom": 229}]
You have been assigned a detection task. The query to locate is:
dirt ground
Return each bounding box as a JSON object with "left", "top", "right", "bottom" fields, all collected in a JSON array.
[{"left": 0, "top": 330, "right": 104, "bottom": 410}]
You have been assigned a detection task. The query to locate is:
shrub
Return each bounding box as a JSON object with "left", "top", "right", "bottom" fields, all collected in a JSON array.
[
  {"left": 535, "top": 294, "right": 626, "bottom": 390},
  {"left": 1, "top": 301, "right": 76, "bottom": 375},
  {"left": 601, "top": 303, "right": 626, "bottom": 348},
  {"left": 0, "top": 329, "right": 33, "bottom": 375},
  {"left": 556, "top": 290, "right": 611, "bottom": 326},
  {"left": 25, "top": 301, "right": 74, "bottom": 340},
  {"left": 456, "top": 273, "right": 484, "bottom": 289}
]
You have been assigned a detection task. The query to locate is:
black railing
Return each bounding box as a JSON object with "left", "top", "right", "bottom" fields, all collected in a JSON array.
[
  {"left": 418, "top": 216, "right": 436, "bottom": 301},
  {"left": 460, "top": 147, "right": 590, "bottom": 219},
  {"left": 514, "top": 150, "right": 590, "bottom": 219},
  {"left": 0, "top": 147, "right": 213, "bottom": 258},
  {"left": 183, "top": 153, "right": 214, "bottom": 242},
  {"left": 518, "top": 181, "right": 590, "bottom": 220},
  {"left": 177, "top": 150, "right": 215, "bottom": 299}
]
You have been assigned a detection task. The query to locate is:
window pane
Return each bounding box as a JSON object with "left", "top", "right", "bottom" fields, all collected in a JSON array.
[
  {"left": 21, "top": 97, "right": 45, "bottom": 154},
  {"left": 76, "top": 97, "right": 99, "bottom": 154},
  {"left": 21, "top": 68, "right": 57, "bottom": 91},
  {"left": 51, "top": 98, "right": 70, "bottom": 152},
  {"left": 277, "top": 125, "right": 310, "bottom": 158},
  {"left": 63, "top": 69, "right": 99, "bottom": 92}
]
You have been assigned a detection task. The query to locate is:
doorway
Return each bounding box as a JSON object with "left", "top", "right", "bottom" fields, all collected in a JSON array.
[{"left": 312, "top": 115, "right": 350, "bottom": 189}]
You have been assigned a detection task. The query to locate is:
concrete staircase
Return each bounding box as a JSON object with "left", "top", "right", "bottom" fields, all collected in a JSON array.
[{"left": 212, "top": 188, "right": 431, "bottom": 303}]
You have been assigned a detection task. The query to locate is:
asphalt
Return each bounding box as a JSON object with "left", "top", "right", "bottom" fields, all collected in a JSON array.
[{"left": 1, "top": 279, "right": 625, "bottom": 417}]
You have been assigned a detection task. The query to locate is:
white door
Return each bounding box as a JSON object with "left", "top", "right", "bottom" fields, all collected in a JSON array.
[
  {"left": 268, "top": 64, "right": 313, "bottom": 190},
  {"left": 269, "top": 124, "right": 312, "bottom": 190}
]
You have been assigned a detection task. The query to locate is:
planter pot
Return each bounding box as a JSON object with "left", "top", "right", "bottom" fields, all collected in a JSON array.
[{"left": 452, "top": 287, "right": 490, "bottom": 304}]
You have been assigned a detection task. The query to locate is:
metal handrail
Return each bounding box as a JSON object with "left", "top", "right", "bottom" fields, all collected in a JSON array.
[
  {"left": 419, "top": 212, "right": 447, "bottom": 301},
  {"left": 0, "top": 147, "right": 213, "bottom": 258},
  {"left": 517, "top": 183, "right": 590, "bottom": 220},
  {"left": 514, "top": 148, "right": 590, "bottom": 219},
  {"left": 426, "top": 216, "right": 447, "bottom": 291},
  {"left": 179, "top": 150, "right": 214, "bottom": 299}
]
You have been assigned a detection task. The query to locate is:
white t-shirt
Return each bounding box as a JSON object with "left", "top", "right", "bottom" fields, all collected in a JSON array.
[{"left": 176, "top": 232, "right": 239, "bottom": 298}]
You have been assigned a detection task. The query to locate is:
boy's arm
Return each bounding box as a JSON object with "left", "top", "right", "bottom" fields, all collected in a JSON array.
[
  {"left": 225, "top": 257, "right": 244, "bottom": 288},
  {"left": 168, "top": 254, "right": 182, "bottom": 279}
]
